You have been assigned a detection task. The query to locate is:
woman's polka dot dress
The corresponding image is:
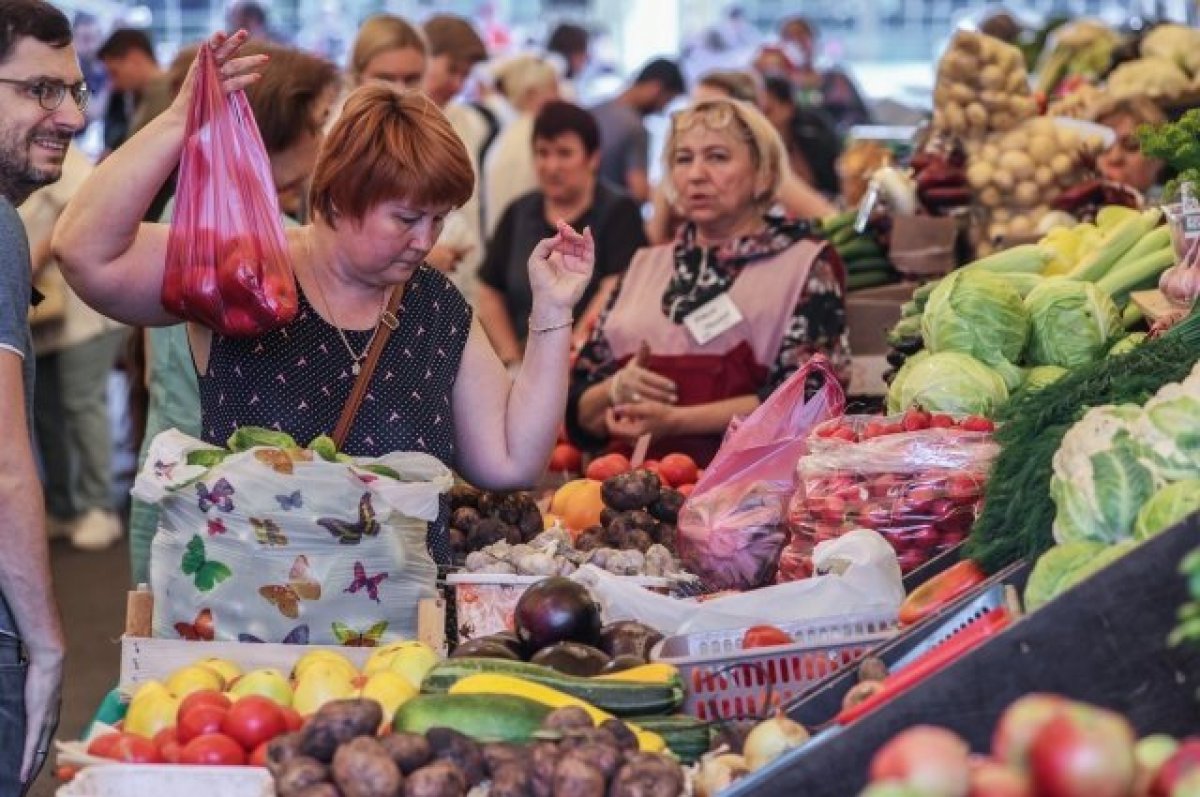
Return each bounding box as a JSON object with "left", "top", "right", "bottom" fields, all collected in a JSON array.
[{"left": 199, "top": 265, "right": 471, "bottom": 565}]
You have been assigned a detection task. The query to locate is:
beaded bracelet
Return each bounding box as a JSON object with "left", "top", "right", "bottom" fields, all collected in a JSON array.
[{"left": 528, "top": 317, "right": 573, "bottom": 334}]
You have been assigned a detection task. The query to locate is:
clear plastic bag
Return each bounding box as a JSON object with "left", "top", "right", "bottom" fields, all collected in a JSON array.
[
  {"left": 779, "top": 413, "right": 998, "bottom": 577},
  {"left": 676, "top": 357, "right": 845, "bottom": 590},
  {"left": 162, "top": 43, "right": 297, "bottom": 337}
]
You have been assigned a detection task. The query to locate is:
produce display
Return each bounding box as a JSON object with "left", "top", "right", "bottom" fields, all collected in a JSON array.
[
  {"left": 780, "top": 411, "right": 997, "bottom": 576},
  {"left": 858, "top": 694, "right": 1200, "bottom": 797},
  {"left": 1034, "top": 19, "right": 1121, "bottom": 97},
  {"left": 886, "top": 206, "right": 1176, "bottom": 418},
  {"left": 931, "top": 31, "right": 1036, "bottom": 141},
  {"left": 447, "top": 485, "right": 545, "bottom": 563},
  {"left": 817, "top": 210, "right": 901, "bottom": 291}
]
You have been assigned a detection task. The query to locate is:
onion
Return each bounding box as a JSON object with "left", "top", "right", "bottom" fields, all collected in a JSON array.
[
  {"left": 743, "top": 711, "right": 810, "bottom": 772},
  {"left": 694, "top": 753, "right": 748, "bottom": 797}
]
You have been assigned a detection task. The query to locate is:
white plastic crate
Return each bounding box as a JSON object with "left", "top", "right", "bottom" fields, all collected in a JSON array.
[
  {"left": 57, "top": 765, "right": 272, "bottom": 797},
  {"left": 654, "top": 610, "right": 899, "bottom": 721}
]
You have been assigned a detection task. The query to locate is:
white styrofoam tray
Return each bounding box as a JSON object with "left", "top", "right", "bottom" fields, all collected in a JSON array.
[{"left": 57, "top": 764, "right": 272, "bottom": 797}]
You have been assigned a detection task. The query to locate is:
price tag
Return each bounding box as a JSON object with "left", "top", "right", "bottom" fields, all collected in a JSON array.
[{"left": 683, "top": 293, "right": 744, "bottom": 346}]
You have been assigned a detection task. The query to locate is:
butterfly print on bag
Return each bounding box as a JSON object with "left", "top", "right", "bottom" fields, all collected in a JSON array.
[
  {"left": 344, "top": 562, "right": 388, "bottom": 604},
  {"left": 238, "top": 624, "right": 310, "bottom": 645},
  {"left": 196, "top": 478, "right": 235, "bottom": 512},
  {"left": 332, "top": 620, "right": 387, "bottom": 647},
  {"left": 258, "top": 555, "right": 322, "bottom": 619},
  {"left": 252, "top": 517, "right": 288, "bottom": 547},
  {"left": 175, "top": 608, "right": 214, "bottom": 641},
  {"left": 317, "top": 493, "right": 380, "bottom": 544},
  {"left": 180, "top": 535, "right": 232, "bottom": 592},
  {"left": 275, "top": 490, "right": 303, "bottom": 510}
]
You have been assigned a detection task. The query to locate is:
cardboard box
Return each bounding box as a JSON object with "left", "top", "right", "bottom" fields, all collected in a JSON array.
[{"left": 846, "top": 282, "right": 918, "bottom": 356}]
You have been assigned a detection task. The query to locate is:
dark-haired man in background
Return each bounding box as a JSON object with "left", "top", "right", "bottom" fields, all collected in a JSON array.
[
  {"left": 589, "top": 57, "right": 685, "bottom": 203},
  {"left": 97, "top": 27, "right": 167, "bottom": 154},
  {"left": 0, "top": 0, "right": 81, "bottom": 791}
]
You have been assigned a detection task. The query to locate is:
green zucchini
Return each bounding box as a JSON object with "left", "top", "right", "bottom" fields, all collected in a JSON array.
[
  {"left": 392, "top": 693, "right": 551, "bottom": 742},
  {"left": 421, "top": 658, "right": 684, "bottom": 717},
  {"left": 835, "top": 237, "right": 883, "bottom": 262},
  {"left": 626, "top": 714, "right": 713, "bottom": 764},
  {"left": 848, "top": 270, "right": 897, "bottom": 291}
]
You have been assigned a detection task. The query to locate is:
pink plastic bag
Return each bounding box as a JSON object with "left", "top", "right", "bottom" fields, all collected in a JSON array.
[
  {"left": 676, "top": 357, "right": 845, "bottom": 590},
  {"left": 162, "top": 43, "right": 297, "bottom": 337}
]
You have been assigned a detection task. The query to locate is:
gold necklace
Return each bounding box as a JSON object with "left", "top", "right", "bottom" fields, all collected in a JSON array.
[{"left": 304, "top": 234, "right": 394, "bottom": 375}]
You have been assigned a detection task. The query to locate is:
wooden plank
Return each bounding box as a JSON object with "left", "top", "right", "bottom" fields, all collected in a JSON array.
[{"left": 728, "top": 515, "right": 1200, "bottom": 797}]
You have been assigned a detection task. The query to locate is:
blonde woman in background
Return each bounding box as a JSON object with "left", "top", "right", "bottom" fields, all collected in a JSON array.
[
  {"left": 347, "top": 13, "right": 426, "bottom": 91},
  {"left": 483, "top": 54, "right": 561, "bottom": 235}
]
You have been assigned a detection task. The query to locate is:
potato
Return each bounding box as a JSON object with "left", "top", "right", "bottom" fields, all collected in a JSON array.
[
  {"left": 1008, "top": 214, "right": 1033, "bottom": 237},
  {"left": 991, "top": 207, "right": 1012, "bottom": 224},
  {"left": 531, "top": 742, "right": 562, "bottom": 797},
  {"left": 1014, "top": 181, "right": 1040, "bottom": 208},
  {"left": 933, "top": 85, "right": 951, "bottom": 107},
  {"left": 954, "top": 31, "right": 982, "bottom": 56},
  {"left": 1009, "top": 95, "right": 1035, "bottom": 119},
  {"left": 991, "top": 112, "right": 1015, "bottom": 131},
  {"left": 966, "top": 162, "right": 993, "bottom": 190},
  {"left": 426, "top": 727, "right": 485, "bottom": 787},
  {"left": 266, "top": 732, "right": 306, "bottom": 777},
  {"left": 1034, "top": 166, "right": 1055, "bottom": 189},
  {"left": 381, "top": 732, "right": 433, "bottom": 775},
  {"left": 978, "top": 186, "right": 1001, "bottom": 208},
  {"left": 965, "top": 102, "right": 988, "bottom": 129},
  {"left": 857, "top": 656, "right": 889, "bottom": 682},
  {"left": 566, "top": 744, "right": 622, "bottom": 781},
  {"left": 491, "top": 762, "right": 534, "bottom": 797},
  {"left": 292, "top": 786, "right": 341, "bottom": 797},
  {"left": 980, "top": 142, "right": 1000, "bottom": 162},
  {"left": 333, "top": 737, "right": 403, "bottom": 797},
  {"left": 1000, "top": 149, "right": 1035, "bottom": 179},
  {"left": 949, "top": 82, "right": 975, "bottom": 106},
  {"left": 404, "top": 760, "right": 467, "bottom": 797},
  {"left": 979, "top": 65, "right": 1004, "bottom": 90},
  {"left": 943, "top": 103, "right": 966, "bottom": 133},
  {"left": 940, "top": 50, "right": 977, "bottom": 80},
  {"left": 1028, "top": 135, "right": 1057, "bottom": 165},
  {"left": 842, "top": 680, "right": 886, "bottom": 711},
  {"left": 610, "top": 753, "right": 685, "bottom": 797},
  {"left": 1049, "top": 153, "right": 1074, "bottom": 178},
  {"left": 601, "top": 719, "right": 640, "bottom": 753},
  {"left": 987, "top": 221, "right": 1008, "bottom": 241},
  {"left": 301, "top": 700, "right": 384, "bottom": 763},
  {"left": 542, "top": 706, "right": 594, "bottom": 735},
  {"left": 275, "top": 758, "right": 331, "bottom": 797},
  {"left": 553, "top": 755, "right": 606, "bottom": 797},
  {"left": 1006, "top": 69, "right": 1028, "bottom": 92}
]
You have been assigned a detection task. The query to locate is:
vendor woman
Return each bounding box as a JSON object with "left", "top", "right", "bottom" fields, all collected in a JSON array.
[
  {"left": 54, "top": 32, "right": 595, "bottom": 566},
  {"left": 1094, "top": 97, "right": 1166, "bottom": 197},
  {"left": 567, "top": 98, "right": 849, "bottom": 466}
]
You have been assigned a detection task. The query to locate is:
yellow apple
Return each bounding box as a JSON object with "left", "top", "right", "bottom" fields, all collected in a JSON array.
[
  {"left": 293, "top": 669, "right": 356, "bottom": 716},
  {"left": 125, "top": 688, "right": 181, "bottom": 738},
  {"left": 292, "top": 649, "right": 358, "bottom": 682},
  {"left": 362, "top": 641, "right": 410, "bottom": 676},
  {"left": 359, "top": 671, "right": 417, "bottom": 728},
  {"left": 196, "top": 657, "right": 242, "bottom": 689},
  {"left": 165, "top": 665, "right": 224, "bottom": 698},
  {"left": 229, "top": 667, "right": 293, "bottom": 707},
  {"left": 386, "top": 643, "right": 439, "bottom": 690}
]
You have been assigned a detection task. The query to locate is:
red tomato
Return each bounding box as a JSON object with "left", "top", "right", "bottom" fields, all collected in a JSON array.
[
  {"left": 55, "top": 765, "right": 78, "bottom": 782},
  {"left": 676, "top": 483, "right": 694, "bottom": 497},
  {"left": 742, "top": 625, "right": 793, "bottom": 649},
  {"left": 898, "top": 560, "right": 987, "bottom": 626},
  {"left": 929, "top": 413, "right": 957, "bottom": 429},
  {"left": 641, "top": 460, "right": 666, "bottom": 484},
  {"left": 961, "top": 415, "right": 996, "bottom": 433},
  {"left": 830, "top": 426, "right": 859, "bottom": 443},
  {"left": 585, "top": 453, "right": 630, "bottom": 481},
  {"left": 945, "top": 472, "right": 981, "bottom": 501},
  {"left": 814, "top": 420, "right": 838, "bottom": 438},
  {"left": 902, "top": 408, "right": 932, "bottom": 432},
  {"left": 221, "top": 696, "right": 287, "bottom": 752},
  {"left": 153, "top": 727, "right": 183, "bottom": 764},
  {"left": 249, "top": 741, "right": 269, "bottom": 768},
  {"left": 88, "top": 732, "right": 163, "bottom": 763},
  {"left": 178, "top": 690, "right": 231, "bottom": 724},
  {"left": 658, "top": 453, "right": 699, "bottom": 488},
  {"left": 279, "top": 706, "right": 304, "bottom": 732},
  {"left": 177, "top": 703, "right": 228, "bottom": 745},
  {"left": 547, "top": 443, "right": 582, "bottom": 474},
  {"left": 179, "top": 733, "right": 247, "bottom": 766},
  {"left": 862, "top": 420, "right": 888, "bottom": 440}
]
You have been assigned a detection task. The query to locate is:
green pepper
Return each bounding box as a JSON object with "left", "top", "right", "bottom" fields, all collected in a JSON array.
[
  {"left": 307, "top": 434, "right": 339, "bottom": 462},
  {"left": 187, "top": 449, "right": 231, "bottom": 468},
  {"left": 226, "top": 426, "right": 297, "bottom": 452}
]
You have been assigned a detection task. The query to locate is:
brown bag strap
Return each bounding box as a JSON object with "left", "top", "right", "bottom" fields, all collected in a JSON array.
[{"left": 331, "top": 286, "right": 405, "bottom": 449}]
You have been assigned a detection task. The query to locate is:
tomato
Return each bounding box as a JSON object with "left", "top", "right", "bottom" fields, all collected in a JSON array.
[
  {"left": 676, "top": 483, "right": 694, "bottom": 497},
  {"left": 929, "top": 413, "right": 957, "bottom": 429},
  {"left": 547, "top": 443, "right": 582, "bottom": 474},
  {"left": 88, "top": 732, "right": 163, "bottom": 763},
  {"left": 902, "top": 408, "right": 932, "bottom": 432},
  {"left": 830, "top": 426, "right": 859, "bottom": 443},
  {"left": 898, "top": 560, "right": 987, "bottom": 626},
  {"left": 154, "top": 727, "right": 183, "bottom": 764},
  {"left": 178, "top": 690, "right": 231, "bottom": 723},
  {"left": 814, "top": 420, "right": 838, "bottom": 438},
  {"left": 179, "top": 733, "right": 247, "bottom": 766},
  {"left": 961, "top": 415, "right": 996, "bottom": 433},
  {"left": 658, "top": 453, "right": 699, "bottom": 488},
  {"left": 249, "top": 741, "right": 269, "bottom": 767},
  {"left": 862, "top": 420, "right": 888, "bottom": 440},
  {"left": 945, "top": 472, "right": 981, "bottom": 501},
  {"left": 221, "top": 696, "right": 287, "bottom": 752},
  {"left": 279, "top": 706, "right": 304, "bottom": 732},
  {"left": 585, "top": 453, "right": 630, "bottom": 481},
  {"left": 640, "top": 460, "right": 667, "bottom": 484},
  {"left": 742, "top": 625, "right": 793, "bottom": 649},
  {"left": 55, "top": 765, "right": 78, "bottom": 782},
  {"left": 177, "top": 703, "right": 228, "bottom": 745}
]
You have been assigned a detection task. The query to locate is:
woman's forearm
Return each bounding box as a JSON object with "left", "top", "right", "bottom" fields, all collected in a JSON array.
[
  {"left": 475, "top": 285, "right": 523, "bottom": 365},
  {"left": 672, "top": 394, "right": 760, "bottom": 436},
  {"left": 578, "top": 379, "right": 614, "bottom": 438},
  {"left": 502, "top": 304, "right": 573, "bottom": 478}
]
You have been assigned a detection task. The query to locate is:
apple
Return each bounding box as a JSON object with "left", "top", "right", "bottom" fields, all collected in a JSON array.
[
  {"left": 166, "top": 664, "right": 224, "bottom": 698},
  {"left": 659, "top": 453, "right": 699, "bottom": 488},
  {"left": 1151, "top": 739, "right": 1200, "bottom": 797},
  {"left": 230, "top": 668, "right": 294, "bottom": 707},
  {"left": 968, "top": 757, "right": 1032, "bottom": 797},
  {"left": 197, "top": 657, "right": 242, "bottom": 688},
  {"left": 292, "top": 650, "right": 358, "bottom": 683},
  {"left": 548, "top": 443, "right": 582, "bottom": 474},
  {"left": 292, "top": 669, "right": 356, "bottom": 716},
  {"left": 869, "top": 725, "right": 971, "bottom": 797},
  {"left": 992, "top": 693, "right": 1069, "bottom": 769},
  {"left": 1027, "top": 704, "right": 1136, "bottom": 797},
  {"left": 359, "top": 671, "right": 417, "bottom": 727},
  {"left": 385, "top": 642, "right": 439, "bottom": 689},
  {"left": 1134, "top": 735, "right": 1179, "bottom": 796},
  {"left": 125, "top": 686, "right": 181, "bottom": 739},
  {"left": 585, "top": 453, "right": 630, "bottom": 481},
  {"left": 1172, "top": 769, "right": 1200, "bottom": 797}
]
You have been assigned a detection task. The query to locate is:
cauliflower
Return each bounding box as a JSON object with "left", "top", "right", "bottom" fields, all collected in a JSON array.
[
  {"left": 1141, "top": 24, "right": 1200, "bottom": 76},
  {"left": 1131, "top": 364, "right": 1200, "bottom": 480},
  {"left": 1050, "top": 404, "right": 1166, "bottom": 545},
  {"left": 1107, "top": 57, "right": 1190, "bottom": 100}
]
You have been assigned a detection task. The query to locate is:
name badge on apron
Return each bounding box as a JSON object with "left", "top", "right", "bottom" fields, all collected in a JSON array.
[{"left": 683, "top": 293, "right": 744, "bottom": 346}]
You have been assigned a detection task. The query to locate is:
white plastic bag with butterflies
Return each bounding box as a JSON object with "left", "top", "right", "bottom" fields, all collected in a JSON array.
[{"left": 134, "top": 428, "right": 452, "bottom": 646}]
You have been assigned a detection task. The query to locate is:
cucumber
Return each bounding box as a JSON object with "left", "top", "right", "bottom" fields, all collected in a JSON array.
[
  {"left": 848, "top": 270, "right": 897, "bottom": 291},
  {"left": 393, "top": 693, "right": 551, "bottom": 742},
  {"left": 835, "top": 238, "right": 883, "bottom": 262},
  {"left": 844, "top": 256, "right": 892, "bottom": 274},
  {"left": 422, "top": 658, "right": 684, "bottom": 717},
  {"left": 626, "top": 715, "right": 713, "bottom": 764}
]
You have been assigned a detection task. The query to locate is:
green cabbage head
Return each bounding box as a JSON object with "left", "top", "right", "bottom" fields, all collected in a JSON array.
[
  {"left": 1131, "top": 364, "right": 1200, "bottom": 480},
  {"left": 1025, "top": 539, "right": 1137, "bottom": 611},
  {"left": 1051, "top": 404, "right": 1166, "bottom": 545},
  {"left": 1025, "top": 279, "right": 1122, "bottom": 369},
  {"left": 1134, "top": 480, "right": 1200, "bottom": 540},
  {"left": 1108, "top": 332, "right": 1146, "bottom": 358},
  {"left": 885, "top": 351, "right": 1009, "bottom": 416},
  {"left": 1022, "top": 365, "right": 1068, "bottom": 394},
  {"left": 921, "top": 270, "right": 1029, "bottom": 389},
  {"left": 885, "top": 349, "right": 929, "bottom": 415}
]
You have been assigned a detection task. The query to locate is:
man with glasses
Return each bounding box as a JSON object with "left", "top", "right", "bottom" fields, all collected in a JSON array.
[{"left": 0, "top": 1, "right": 84, "bottom": 792}]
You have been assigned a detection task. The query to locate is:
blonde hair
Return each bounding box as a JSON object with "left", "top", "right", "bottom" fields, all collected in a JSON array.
[
  {"left": 493, "top": 54, "right": 559, "bottom": 111},
  {"left": 662, "top": 98, "right": 786, "bottom": 210},
  {"left": 349, "top": 14, "right": 426, "bottom": 84},
  {"left": 698, "top": 70, "right": 761, "bottom": 104}
]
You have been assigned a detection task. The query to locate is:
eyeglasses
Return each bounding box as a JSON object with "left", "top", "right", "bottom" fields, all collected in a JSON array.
[{"left": 0, "top": 78, "right": 90, "bottom": 112}]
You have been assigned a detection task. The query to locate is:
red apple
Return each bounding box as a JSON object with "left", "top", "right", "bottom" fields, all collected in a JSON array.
[
  {"left": 1151, "top": 739, "right": 1200, "bottom": 797},
  {"left": 993, "top": 693, "right": 1069, "bottom": 768},
  {"left": 548, "top": 443, "right": 582, "bottom": 474},
  {"left": 585, "top": 453, "right": 629, "bottom": 481},
  {"left": 1027, "top": 704, "right": 1136, "bottom": 797},
  {"left": 969, "top": 757, "right": 1032, "bottom": 797},
  {"left": 869, "top": 725, "right": 971, "bottom": 796},
  {"left": 658, "top": 453, "right": 699, "bottom": 488}
]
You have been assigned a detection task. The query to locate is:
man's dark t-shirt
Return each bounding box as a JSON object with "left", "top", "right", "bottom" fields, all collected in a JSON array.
[{"left": 480, "top": 181, "right": 648, "bottom": 341}]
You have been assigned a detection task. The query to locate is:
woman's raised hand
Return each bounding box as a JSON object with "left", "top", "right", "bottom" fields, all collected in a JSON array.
[
  {"left": 167, "top": 31, "right": 269, "bottom": 123},
  {"left": 528, "top": 221, "right": 596, "bottom": 320}
]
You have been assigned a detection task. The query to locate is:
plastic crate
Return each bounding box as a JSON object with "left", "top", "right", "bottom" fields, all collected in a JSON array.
[
  {"left": 654, "top": 610, "right": 899, "bottom": 721},
  {"left": 57, "top": 765, "right": 272, "bottom": 797}
]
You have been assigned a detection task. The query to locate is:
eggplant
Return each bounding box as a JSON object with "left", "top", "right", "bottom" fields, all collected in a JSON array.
[
  {"left": 450, "top": 638, "right": 521, "bottom": 660},
  {"left": 513, "top": 576, "right": 602, "bottom": 651},
  {"left": 597, "top": 621, "right": 664, "bottom": 660},
  {"left": 529, "top": 642, "right": 611, "bottom": 676}
]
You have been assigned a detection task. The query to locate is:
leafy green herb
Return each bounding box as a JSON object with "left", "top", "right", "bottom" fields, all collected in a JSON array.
[{"left": 1138, "top": 109, "right": 1200, "bottom": 199}]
